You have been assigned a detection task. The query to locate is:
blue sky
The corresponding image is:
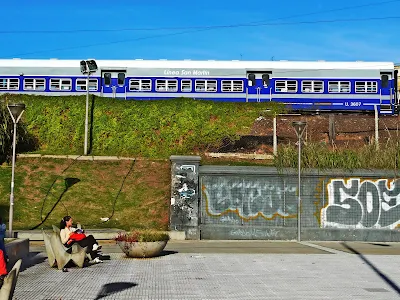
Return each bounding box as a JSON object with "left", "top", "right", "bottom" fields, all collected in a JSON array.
[{"left": 1, "top": 0, "right": 400, "bottom": 62}]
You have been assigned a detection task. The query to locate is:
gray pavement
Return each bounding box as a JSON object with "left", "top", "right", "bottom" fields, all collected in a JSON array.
[{"left": 12, "top": 241, "right": 400, "bottom": 299}]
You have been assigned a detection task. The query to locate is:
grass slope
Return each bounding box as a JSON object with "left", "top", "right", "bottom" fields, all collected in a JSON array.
[
  {"left": 2, "top": 94, "right": 281, "bottom": 158},
  {"left": 0, "top": 158, "right": 170, "bottom": 231}
]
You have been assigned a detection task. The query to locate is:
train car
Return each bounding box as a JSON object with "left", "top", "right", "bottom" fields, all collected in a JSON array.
[{"left": 0, "top": 58, "right": 397, "bottom": 114}]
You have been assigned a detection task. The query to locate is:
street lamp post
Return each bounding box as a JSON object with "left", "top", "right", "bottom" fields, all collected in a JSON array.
[
  {"left": 6, "top": 103, "right": 26, "bottom": 238},
  {"left": 291, "top": 121, "right": 307, "bottom": 242},
  {"left": 80, "top": 59, "right": 98, "bottom": 156}
]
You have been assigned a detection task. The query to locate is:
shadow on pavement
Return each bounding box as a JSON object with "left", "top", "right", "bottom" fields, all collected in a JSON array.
[
  {"left": 341, "top": 242, "right": 400, "bottom": 296},
  {"left": 95, "top": 282, "right": 137, "bottom": 300},
  {"left": 17, "top": 252, "right": 47, "bottom": 272},
  {"left": 159, "top": 250, "right": 178, "bottom": 257},
  {"left": 369, "top": 243, "right": 391, "bottom": 247}
]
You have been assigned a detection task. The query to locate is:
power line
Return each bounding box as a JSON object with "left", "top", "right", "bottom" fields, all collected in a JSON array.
[
  {"left": 1, "top": 0, "right": 399, "bottom": 34},
  {"left": 4, "top": 16, "right": 400, "bottom": 58},
  {"left": 3, "top": 0, "right": 400, "bottom": 58}
]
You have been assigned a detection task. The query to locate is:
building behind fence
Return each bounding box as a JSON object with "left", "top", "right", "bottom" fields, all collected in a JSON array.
[{"left": 170, "top": 156, "right": 400, "bottom": 242}]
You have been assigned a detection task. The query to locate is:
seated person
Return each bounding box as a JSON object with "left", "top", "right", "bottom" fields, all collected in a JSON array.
[{"left": 59, "top": 216, "right": 103, "bottom": 263}]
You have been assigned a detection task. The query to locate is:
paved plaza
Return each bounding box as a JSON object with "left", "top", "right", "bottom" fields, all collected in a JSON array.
[{"left": 11, "top": 241, "right": 400, "bottom": 299}]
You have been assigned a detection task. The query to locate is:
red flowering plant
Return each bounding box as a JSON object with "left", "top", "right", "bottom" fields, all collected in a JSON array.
[{"left": 114, "top": 229, "right": 170, "bottom": 243}]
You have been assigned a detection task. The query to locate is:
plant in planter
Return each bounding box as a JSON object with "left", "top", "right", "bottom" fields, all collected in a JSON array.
[{"left": 114, "top": 229, "right": 170, "bottom": 258}]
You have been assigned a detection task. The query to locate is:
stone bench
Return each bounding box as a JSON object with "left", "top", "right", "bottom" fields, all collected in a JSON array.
[{"left": 42, "top": 226, "right": 87, "bottom": 270}]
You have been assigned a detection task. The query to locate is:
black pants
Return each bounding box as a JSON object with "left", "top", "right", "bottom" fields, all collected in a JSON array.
[{"left": 76, "top": 235, "right": 98, "bottom": 260}]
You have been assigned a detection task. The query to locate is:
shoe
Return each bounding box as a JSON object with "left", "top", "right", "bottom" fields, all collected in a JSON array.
[
  {"left": 92, "top": 244, "right": 102, "bottom": 251},
  {"left": 93, "top": 257, "right": 103, "bottom": 263}
]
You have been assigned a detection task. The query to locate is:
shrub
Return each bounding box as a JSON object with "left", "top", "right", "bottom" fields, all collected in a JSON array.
[{"left": 114, "top": 229, "right": 170, "bottom": 243}]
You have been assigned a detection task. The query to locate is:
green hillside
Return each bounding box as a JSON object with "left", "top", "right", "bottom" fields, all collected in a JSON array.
[{"left": 1, "top": 94, "right": 282, "bottom": 159}]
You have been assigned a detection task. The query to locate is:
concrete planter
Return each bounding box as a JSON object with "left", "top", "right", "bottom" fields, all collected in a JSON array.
[
  {"left": 5, "top": 238, "right": 29, "bottom": 267},
  {"left": 116, "top": 240, "right": 168, "bottom": 258}
]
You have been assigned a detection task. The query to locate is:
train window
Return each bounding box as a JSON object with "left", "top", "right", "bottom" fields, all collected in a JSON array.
[
  {"left": 156, "top": 80, "right": 166, "bottom": 91},
  {"left": 355, "top": 81, "right": 377, "bottom": 93},
  {"left": 103, "top": 73, "right": 111, "bottom": 86},
  {"left": 328, "top": 81, "right": 350, "bottom": 93},
  {"left": 262, "top": 74, "right": 270, "bottom": 87},
  {"left": 129, "top": 79, "right": 152, "bottom": 92},
  {"left": 130, "top": 79, "right": 140, "bottom": 91},
  {"left": 275, "top": 80, "right": 297, "bottom": 92},
  {"left": 381, "top": 75, "right": 389, "bottom": 88},
  {"left": 195, "top": 80, "right": 217, "bottom": 92},
  {"left": 23, "top": 78, "right": 45, "bottom": 90},
  {"left": 181, "top": 80, "right": 192, "bottom": 92},
  {"left": 247, "top": 74, "right": 256, "bottom": 87},
  {"left": 76, "top": 79, "right": 98, "bottom": 91},
  {"left": 9, "top": 79, "right": 19, "bottom": 90},
  {"left": 0, "top": 78, "right": 19, "bottom": 90},
  {"left": 0, "top": 79, "right": 6, "bottom": 90},
  {"left": 167, "top": 80, "right": 178, "bottom": 92},
  {"left": 50, "top": 78, "right": 72, "bottom": 91},
  {"left": 156, "top": 79, "right": 178, "bottom": 92},
  {"left": 117, "top": 73, "right": 125, "bottom": 86},
  {"left": 141, "top": 79, "right": 151, "bottom": 91},
  {"left": 301, "top": 80, "right": 323, "bottom": 93},
  {"left": 222, "top": 80, "right": 244, "bottom": 92}
]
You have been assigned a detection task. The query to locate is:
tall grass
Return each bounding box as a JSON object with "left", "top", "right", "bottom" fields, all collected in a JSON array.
[{"left": 274, "top": 141, "right": 400, "bottom": 171}]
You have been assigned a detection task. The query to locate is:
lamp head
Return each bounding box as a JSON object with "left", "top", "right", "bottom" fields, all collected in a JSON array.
[
  {"left": 7, "top": 103, "right": 26, "bottom": 121},
  {"left": 292, "top": 121, "right": 307, "bottom": 138}
]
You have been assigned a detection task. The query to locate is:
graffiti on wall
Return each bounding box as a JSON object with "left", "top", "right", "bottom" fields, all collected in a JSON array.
[
  {"left": 171, "top": 164, "right": 198, "bottom": 222},
  {"left": 321, "top": 178, "right": 400, "bottom": 229},
  {"left": 202, "top": 177, "right": 297, "bottom": 221}
]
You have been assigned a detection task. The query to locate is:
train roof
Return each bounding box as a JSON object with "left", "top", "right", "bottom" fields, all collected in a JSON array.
[{"left": 0, "top": 59, "right": 394, "bottom": 70}]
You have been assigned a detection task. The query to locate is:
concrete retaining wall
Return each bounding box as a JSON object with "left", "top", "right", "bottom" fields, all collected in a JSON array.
[{"left": 170, "top": 156, "right": 400, "bottom": 241}]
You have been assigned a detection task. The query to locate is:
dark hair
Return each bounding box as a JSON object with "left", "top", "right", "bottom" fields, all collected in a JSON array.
[{"left": 60, "top": 216, "right": 72, "bottom": 230}]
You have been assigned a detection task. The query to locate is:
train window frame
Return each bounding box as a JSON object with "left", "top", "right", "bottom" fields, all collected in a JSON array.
[
  {"left": 181, "top": 80, "right": 192, "bottom": 92},
  {"left": 275, "top": 80, "right": 297, "bottom": 93},
  {"left": 50, "top": 78, "right": 72, "bottom": 91},
  {"left": 301, "top": 80, "right": 324, "bottom": 93},
  {"left": 129, "top": 79, "right": 152, "bottom": 92},
  {"left": 103, "top": 73, "right": 111, "bottom": 86},
  {"left": 117, "top": 73, "right": 126, "bottom": 87},
  {"left": 355, "top": 81, "right": 377, "bottom": 93},
  {"left": 76, "top": 79, "right": 98, "bottom": 91},
  {"left": 23, "top": 78, "right": 46, "bottom": 91},
  {"left": 0, "top": 78, "right": 19, "bottom": 90},
  {"left": 381, "top": 74, "right": 389, "bottom": 88},
  {"left": 328, "top": 81, "right": 351, "bottom": 93},
  {"left": 221, "top": 80, "right": 244, "bottom": 92},
  {"left": 195, "top": 79, "right": 217, "bottom": 92},
  {"left": 156, "top": 79, "right": 178, "bottom": 92}
]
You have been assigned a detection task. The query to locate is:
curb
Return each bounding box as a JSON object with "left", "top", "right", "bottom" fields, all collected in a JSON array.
[
  {"left": 15, "top": 230, "right": 187, "bottom": 241},
  {"left": 17, "top": 154, "right": 135, "bottom": 161}
]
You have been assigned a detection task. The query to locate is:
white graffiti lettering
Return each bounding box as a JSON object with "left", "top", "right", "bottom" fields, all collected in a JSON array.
[
  {"left": 321, "top": 178, "right": 400, "bottom": 229},
  {"left": 219, "top": 215, "right": 240, "bottom": 224},
  {"left": 229, "top": 228, "right": 279, "bottom": 238}
]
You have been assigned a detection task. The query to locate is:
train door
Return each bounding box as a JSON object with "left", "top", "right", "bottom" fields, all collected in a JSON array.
[
  {"left": 246, "top": 72, "right": 272, "bottom": 102},
  {"left": 380, "top": 72, "right": 393, "bottom": 112},
  {"left": 101, "top": 70, "right": 127, "bottom": 99}
]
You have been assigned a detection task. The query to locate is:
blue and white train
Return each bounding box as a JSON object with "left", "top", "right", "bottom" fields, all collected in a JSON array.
[{"left": 0, "top": 58, "right": 398, "bottom": 114}]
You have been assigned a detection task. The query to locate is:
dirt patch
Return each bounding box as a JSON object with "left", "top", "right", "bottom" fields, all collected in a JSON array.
[{"left": 215, "top": 113, "right": 400, "bottom": 153}]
